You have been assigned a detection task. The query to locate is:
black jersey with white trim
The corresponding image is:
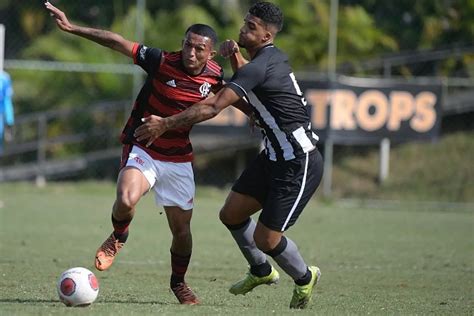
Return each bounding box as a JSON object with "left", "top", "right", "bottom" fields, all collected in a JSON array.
[{"left": 227, "top": 44, "right": 318, "bottom": 161}]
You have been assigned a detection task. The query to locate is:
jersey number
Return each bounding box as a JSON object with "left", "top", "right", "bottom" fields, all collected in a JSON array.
[{"left": 289, "top": 73, "right": 307, "bottom": 106}]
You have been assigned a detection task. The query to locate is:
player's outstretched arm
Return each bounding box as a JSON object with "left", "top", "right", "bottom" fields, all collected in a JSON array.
[
  {"left": 44, "top": 2, "right": 134, "bottom": 58},
  {"left": 134, "top": 88, "right": 242, "bottom": 147}
]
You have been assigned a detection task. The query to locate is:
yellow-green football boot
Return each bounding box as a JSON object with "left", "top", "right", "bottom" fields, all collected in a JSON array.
[
  {"left": 229, "top": 266, "right": 280, "bottom": 295},
  {"left": 289, "top": 266, "right": 321, "bottom": 309}
]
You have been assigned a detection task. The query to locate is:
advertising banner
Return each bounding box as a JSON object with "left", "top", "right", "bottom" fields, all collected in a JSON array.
[
  {"left": 302, "top": 78, "right": 442, "bottom": 144},
  {"left": 199, "top": 77, "right": 443, "bottom": 145}
]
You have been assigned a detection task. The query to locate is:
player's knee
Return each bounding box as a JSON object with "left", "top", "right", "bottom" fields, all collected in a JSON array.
[
  {"left": 116, "top": 190, "right": 140, "bottom": 211},
  {"left": 254, "top": 231, "right": 282, "bottom": 253},
  {"left": 219, "top": 207, "right": 245, "bottom": 226},
  {"left": 254, "top": 236, "right": 275, "bottom": 253},
  {"left": 218, "top": 208, "right": 229, "bottom": 224},
  {"left": 171, "top": 225, "right": 191, "bottom": 240}
]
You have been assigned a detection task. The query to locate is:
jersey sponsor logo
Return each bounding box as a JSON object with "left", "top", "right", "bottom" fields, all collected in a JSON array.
[
  {"left": 166, "top": 79, "right": 177, "bottom": 87},
  {"left": 199, "top": 81, "right": 211, "bottom": 97},
  {"left": 133, "top": 156, "right": 145, "bottom": 166},
  {"left": 139, "top": 45, "right": 148, "bottom": 61}
]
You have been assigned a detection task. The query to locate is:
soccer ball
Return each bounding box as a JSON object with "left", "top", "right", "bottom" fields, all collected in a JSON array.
[{"left": 57, "top": 267, "right": 99, "bottom": 307}]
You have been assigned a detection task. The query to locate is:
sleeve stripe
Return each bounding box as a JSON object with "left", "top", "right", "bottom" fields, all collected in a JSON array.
[
  {"left": 132, "top": 42, "right": 140, "bottom": 64},
  {"left": 228, "top": 82, "right": 248, "bottom": 96}
]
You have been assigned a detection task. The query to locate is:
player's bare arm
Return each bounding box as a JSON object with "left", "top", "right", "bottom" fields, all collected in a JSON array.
[
  {"left": 218, "top": 41, "right": 252, "bottom": 116},
  {"left": 209, "top": 85, "right": 255, "bottom": 131},
  {"left": 219, "top": 40, "right": 249, "bottom": 72},
  {"left": 214, "top": 83, "right": 252, "bottom": 116},
  {"left": 134, "top": 88, "right": 241, "bottom": 147},
  {"left": 45, "top": 2, "right": 134, "bottom": 58},
  {"left": 231, "top": 98, "right": 254, "bottom": 117}
]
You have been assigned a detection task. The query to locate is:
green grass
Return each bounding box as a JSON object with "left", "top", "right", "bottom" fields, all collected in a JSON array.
[
  {"left": 0, "top": 182, "right": 472, "bottom": 315},
  {"left": 332, "top": 132, "right": 474, "bottom": 202}
]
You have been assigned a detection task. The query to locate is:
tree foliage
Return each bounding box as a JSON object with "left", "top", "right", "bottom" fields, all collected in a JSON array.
[{"left": 1, "top": 0, "right": 471, "bottom": 114}]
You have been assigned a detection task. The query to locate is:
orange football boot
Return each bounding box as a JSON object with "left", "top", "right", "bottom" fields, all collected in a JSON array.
[
  {"left": 171, "top": 282, "right": 200, "bottom": 305},
  {"left": 94, "top": 233, "right": 124, "bottom": 271}
]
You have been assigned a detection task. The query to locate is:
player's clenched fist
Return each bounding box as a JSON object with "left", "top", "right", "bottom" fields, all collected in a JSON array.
[{"left": 219, "top": 40, "right": 239, "bottom": 58}]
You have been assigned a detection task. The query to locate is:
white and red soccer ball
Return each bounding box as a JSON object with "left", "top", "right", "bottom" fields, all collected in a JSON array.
[{"left": 57, "top": 267, "right": 99, "bottom": 307}]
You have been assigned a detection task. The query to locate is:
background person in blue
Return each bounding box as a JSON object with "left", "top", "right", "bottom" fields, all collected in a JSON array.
[{"left": 0, "top": 70, "right": 15, "bottom": 154}]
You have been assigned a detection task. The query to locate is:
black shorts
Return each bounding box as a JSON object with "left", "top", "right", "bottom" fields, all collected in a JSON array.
[{"left": 232, "top": 148, "right": 323, "bottom": 231}]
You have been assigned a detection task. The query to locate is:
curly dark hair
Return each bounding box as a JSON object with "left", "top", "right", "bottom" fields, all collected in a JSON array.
[{"left": 249, "top": 1, "right": 283, "bottom": 32}]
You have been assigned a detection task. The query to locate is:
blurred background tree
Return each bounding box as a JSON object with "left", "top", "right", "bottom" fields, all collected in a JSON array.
[{"left": 0, "top": 0, "right": 472, "bottom": 114}]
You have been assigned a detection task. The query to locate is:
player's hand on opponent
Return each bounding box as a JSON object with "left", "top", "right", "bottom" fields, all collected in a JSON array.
[
  {"left": 219, "top": 40, "right": 239, "bottom": 58},
  {"left": 45, "top": 2, "right": 74, "bottom": 32},
  {"left": 134, "top": 115, "right": 166, "bottom": 147}
]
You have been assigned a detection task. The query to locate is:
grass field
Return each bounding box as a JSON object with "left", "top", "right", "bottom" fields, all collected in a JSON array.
[
  {"left": 331, "top": 132, "right": 474, "bottom": 202},
  {"left": 0, "top": 182, "right": 472, "bottom": 315}
]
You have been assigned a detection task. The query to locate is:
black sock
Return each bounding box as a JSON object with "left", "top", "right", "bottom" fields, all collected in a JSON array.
[
  {"left": 170, "top": 274, "right": 185, "bottom": 288},
  {"left": 250, "top": 261, "right": 272, "bottom": 277},
  {"left": 111, "top": 214, "right": 131, "bottom": 243},
  {"left": 113, "top": 230, "right": 129, "bottom": 243},
  {"left": 294, "top": 267, "right": 311, "bottom": 286},
  {"left": 170, "top": 251, "right": 191, "bottom": 288}
]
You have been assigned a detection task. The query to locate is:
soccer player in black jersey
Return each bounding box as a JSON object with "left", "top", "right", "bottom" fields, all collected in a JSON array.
[
  {"left": 45, "top": 1, "right": 226, "bottom": 305},
  {"left": 135, "top": 2, "right": 323, "bottom": 309}
]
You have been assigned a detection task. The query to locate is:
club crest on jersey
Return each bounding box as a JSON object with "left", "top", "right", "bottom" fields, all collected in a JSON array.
[{"left": 199, "top": 82, "right": 211, "bottom": 97}]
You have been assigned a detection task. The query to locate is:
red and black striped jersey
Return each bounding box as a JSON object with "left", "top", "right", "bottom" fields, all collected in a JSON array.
[{"left": 120, "top": 43, "right": 224, "bottom": 162}]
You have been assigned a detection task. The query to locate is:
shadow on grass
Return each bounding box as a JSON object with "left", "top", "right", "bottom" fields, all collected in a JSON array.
[
  {"left": 0, "top": 299, "right": 59, "bottom": 304},
  {"left": 0, "top": 298, "right": 168, "bottom": 305},
  {"left": 1, "top": 298, "right": 233, "bottom": 309}
]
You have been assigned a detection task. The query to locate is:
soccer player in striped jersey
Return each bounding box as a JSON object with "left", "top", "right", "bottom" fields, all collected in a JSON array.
[
  {"left": 45, "top": 2, "right": 224, "bottom": 305},
  {"left": 134, "top": 2, "right": 324, "bottom": 309}
]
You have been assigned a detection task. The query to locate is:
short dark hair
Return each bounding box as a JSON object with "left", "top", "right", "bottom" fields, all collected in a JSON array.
[
  {"left": 185, "top": 24, "right": 218, "bottom": 47},
  {"left": 249, "top": 1, "right": 283, "bottom": 32}
]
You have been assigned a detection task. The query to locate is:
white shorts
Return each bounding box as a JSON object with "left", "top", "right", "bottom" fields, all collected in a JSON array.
[{"left": 125, "top": 146, "right": 195, "bottom": 210}]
